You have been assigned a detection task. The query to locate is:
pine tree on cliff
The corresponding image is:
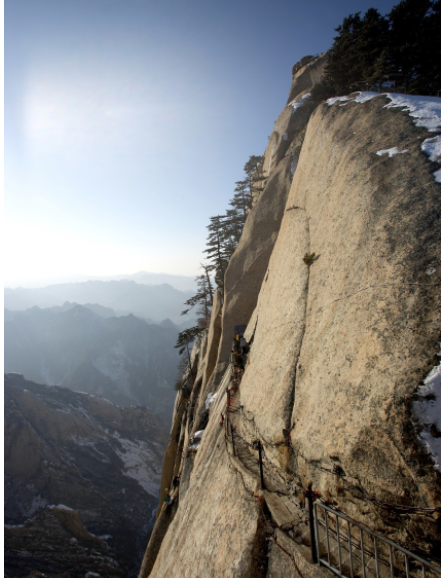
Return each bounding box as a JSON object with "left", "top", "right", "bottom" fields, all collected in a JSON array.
[
  {"left": 387, "top": 0, "right": 440, "bottom": 95},
  {"left": 359, "top": 8, "right": 390, "bottom": 90},
  {"left": 203, "top": 215, "right": 231, "bottom": 291},
  {"left": 416, "top": 0, "right": 441, "bottom": 96},
  {"left": 245, "top": 154, "right": 267, "bottom": 199},
  {"left": 324, "top": 13, "right": 365, "bottom": 93},
  {"left": 175, "top": 265, "right": 214, "bottom": 387},
  {"left": 229, "top": 155, "right": 265, "bottom": 220},
  {"left": 222, "top": 208, "right": 244, "bottom": 256},
  {"left": 231, "top": 179, "right": 250, "bottom": 220},
  {"left": 174, "top": 326, "right": 203, "bottom": 390},
  {"left": 174, "top": 154, "right": 265, "bottom": 390},
  {"left": 324, "top": 10, "right": 389, "bottom": 92},
  {"left": 181, "top": 264, "right": 214, "bottom": 329},
  {"left": 223, "top": 155, "right": 266, "bottom": 255},
  {"left": 174, "top": 326, "right": 203, "bottom": 360}
]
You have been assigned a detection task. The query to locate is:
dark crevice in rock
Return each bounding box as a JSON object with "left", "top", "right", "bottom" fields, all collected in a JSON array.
[{"left": 245, "top": 498, "right": 273, "bottom": 578}]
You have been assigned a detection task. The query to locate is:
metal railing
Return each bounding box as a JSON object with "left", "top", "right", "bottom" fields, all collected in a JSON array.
[{"left": 313, "top": 501, "right": 440, "bottom": 578}]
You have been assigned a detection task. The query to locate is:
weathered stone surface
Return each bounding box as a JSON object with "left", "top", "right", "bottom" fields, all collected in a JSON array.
[
  {"left": 158, "top": 396, "right": 187, "bottom": 508},
  {"left": 191, "top": 287, "right": 224, "bottom": 428},
  {"left": 138, "top": 496, "right": 179, "bottom": 578},
  {"left": 267, "top": 529, "right": 331, "bottom": 578},
  {"left": 49, "top": 507, "right": 104, "bottom": 547},
  {"left": 263, "top": 490, "right": 301, "bottom": 530}
]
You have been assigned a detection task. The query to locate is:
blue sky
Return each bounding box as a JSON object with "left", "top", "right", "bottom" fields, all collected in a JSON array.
[{"left": 5, "top": 0, "right": 399, "bottom": 288}]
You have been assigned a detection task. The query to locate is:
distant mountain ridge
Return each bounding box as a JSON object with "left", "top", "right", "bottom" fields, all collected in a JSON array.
[
  {"left": 4, "top": 279, "right": 195, "bottom": 324},
  {"left": 5, "top": 271, "right": 198, "bottom": 292},
  {"left": 4, "top": 304, "right": 181, "bottom": 429},
  {"left": 100, "top": 271, "right": 198, "bottom": 291},
  {"left": 48, "top": 300, "right": 117, "bottom": 318}
]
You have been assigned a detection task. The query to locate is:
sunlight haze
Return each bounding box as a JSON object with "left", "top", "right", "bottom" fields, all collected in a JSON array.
[{"left": 5, "top": 0, "right": 400, "bottom": 288}]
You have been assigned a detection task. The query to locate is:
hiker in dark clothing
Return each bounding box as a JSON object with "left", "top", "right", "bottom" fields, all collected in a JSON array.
[
  {"left": 240, "top": 336, "right": 246, "bottom": 354},
  {"left": 232, "top": 351, "right": 242, "bottom": 367}
]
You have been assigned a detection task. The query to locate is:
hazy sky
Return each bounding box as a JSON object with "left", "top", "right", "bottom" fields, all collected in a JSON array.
[{"left": 5, "top": 0, "right": 399, "bottom": 288}]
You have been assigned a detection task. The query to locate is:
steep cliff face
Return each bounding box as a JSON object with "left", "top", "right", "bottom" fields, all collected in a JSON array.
[{"left": 140, "top": 59, "right": 440, "bottom": 578}]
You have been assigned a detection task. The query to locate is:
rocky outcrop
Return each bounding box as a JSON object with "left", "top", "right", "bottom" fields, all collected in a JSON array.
[
  {"left": 140, "top": 61, "right": 440, "bottom": 577},
  {"left": 287, "top": 53, "right": 327, "bottom": 105},
  {"left": 5, "top": 373, "right": 168, "bottom": 577}
]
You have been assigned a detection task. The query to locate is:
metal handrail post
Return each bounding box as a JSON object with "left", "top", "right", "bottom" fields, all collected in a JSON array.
[
  {"left": 347, "top": 521, "right": 354, "bottom": 578},
  {"left": 336, "top": 515, "right": 343, "bottom": 574},
  {"left": 325, "top": 509, "right": 331, "bottom": 565},
  {"left": 360, "top": 528, "right": 366, "bottom": 578},
  {"left": 389, "top": 544, "right": 394, "bottom": 578},
  {"left": 314, "top": 503, "right": 321, "bottom": 565},
  {"left": 307, "top": 486, "right": 318, "bottom": 563},
  {"left": 374, "top": 536, "right": 380, "bottom": 578},
  {"left": 257, "top": 441, "right": 265, "bottom": 489}
]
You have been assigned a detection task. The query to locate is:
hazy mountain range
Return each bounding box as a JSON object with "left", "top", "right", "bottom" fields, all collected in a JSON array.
[
  {"left": 5, "top": 279, "right": 196, "bottom": 325},
  {"left": 5, "top": 271, "right": 198, "bottom": 292},
  {"left": 5, "top": 304, "right": 182, "bottom": 429}
]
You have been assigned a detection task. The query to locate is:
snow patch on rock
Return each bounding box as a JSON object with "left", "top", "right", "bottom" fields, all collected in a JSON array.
[
  {"left": 421, "top": 136, "right": 441, "bottom": 162},
  {"left": 376, "top": 147, "right": 408, "bottom": 158},
  {"left": 112, "top": 434, "right": 162, "bottom": 495},
  {"left": 5, "top": 523, "right": 25, "bottom": 529},
  {"left": 48, "top": 504, "right": 74, "bottom": 511},
  {"left": 327, "top": 92, "right": 440, "bottom": 131},
  {"left": 205, "top": 392, "right": 218, "bottom": 410},
  {"left": 421, "top": 136, "right": 441, "bottom": 182},
  {"left": 288, "top": 92, "right": 311, "bottom": 111},
  {"left": 327, "top": 92, "right": 441, "bottom": 183},
  {"left": 412, "top": 361, "right": 441, "bottom": 471},
  {"left": 27, "top": 494, "right": 48, "bottom": 517}
]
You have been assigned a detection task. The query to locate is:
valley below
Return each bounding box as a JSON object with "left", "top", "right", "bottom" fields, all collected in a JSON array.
[
  {"left": 4, "top": 303, "right": 183, "bottom": 429},
  {"left": 5, "top": 373, "right": 168, "bottom": 578}
]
